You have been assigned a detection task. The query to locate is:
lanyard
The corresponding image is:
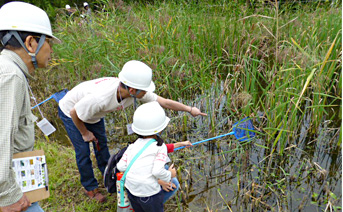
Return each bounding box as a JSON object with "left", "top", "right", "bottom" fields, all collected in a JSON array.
[
  {"left": 12, "top": 57, "right": 56, "bottom": 137},
  {"left": 15, "top": 63, "right": 45, "bottom": 120},
  {"left": 27, "top": 80, "right": 46, "bottom": 120}
]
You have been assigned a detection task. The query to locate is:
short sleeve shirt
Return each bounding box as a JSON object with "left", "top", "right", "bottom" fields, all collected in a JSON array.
[{"left": 59, "top": 77, "right": 158, "bottom": 123}]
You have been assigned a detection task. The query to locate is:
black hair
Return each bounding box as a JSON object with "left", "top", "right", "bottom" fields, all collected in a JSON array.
[
  {"left": 137, "top": 134, "right": 164, "bottom": 146},
  {"left": 119, "top": 82, "right": 130, "bottom": 89},
  {"left": 119, "top": 82, "right": 143, "bottom": 95},
  {"left": 155, "top": 135, "right": 164, "bottom": 146},
  {"left": 0, "top": 31, "right": 41, "bottom": 51}
]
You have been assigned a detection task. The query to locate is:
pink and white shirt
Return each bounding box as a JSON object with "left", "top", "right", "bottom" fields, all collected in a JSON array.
[
  {"left": 117, "top": 138, "right": 171, "bottom": 197},
  {"left": 59, "top": 77, "right": 157, "bottom": 124}
]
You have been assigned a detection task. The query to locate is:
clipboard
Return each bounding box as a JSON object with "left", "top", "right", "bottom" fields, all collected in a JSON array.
[{"left": 13, "top": 150, "right": 50, "bottom": 203}]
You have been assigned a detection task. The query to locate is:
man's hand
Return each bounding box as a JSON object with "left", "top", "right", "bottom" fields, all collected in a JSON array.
[
  {"left": 189, "top": 106, "right": 207, "bottom": 117},
  {"left": 0, "top": 194, "right": 31, "bottom": 212},
  {"left": 81, "top": 130, "right": 97, "bottom": 142},
  {"left": 70, "top": 108, "right": 97, "bottom": 143}
]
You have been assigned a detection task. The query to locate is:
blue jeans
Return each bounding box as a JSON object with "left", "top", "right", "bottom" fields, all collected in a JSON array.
[
  {"left": 162, "top": 164, "right": 179, "bottom": 203},
  {"left": 58, "top": 107, "right": 110, "bottom": 191},
  {"left": 24, "top": 202, "right": 44, "bottom": 212},
  {"left": 127, "top": 189, "right": 164, "bottom": 212}
]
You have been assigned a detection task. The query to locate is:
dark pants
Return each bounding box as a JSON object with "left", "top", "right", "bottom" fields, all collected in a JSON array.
[
  {"left": 58, "top": 107, "right": 110, "bottom": 191},
  {"left": 127, "top": 189, "right": 164, "bottom": 212}
]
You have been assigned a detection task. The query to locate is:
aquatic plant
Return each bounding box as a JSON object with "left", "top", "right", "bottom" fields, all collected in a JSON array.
[{"left": 30, "top": 0, "right": 341, "bottom": 211}]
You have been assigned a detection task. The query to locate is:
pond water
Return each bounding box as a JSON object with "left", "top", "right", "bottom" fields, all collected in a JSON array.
[
  {"left": 167, "top": 121, "right": 340, "bottom": 211},
  {"left": 49, "top": 95, "right": 341, "bottom": 211},
  {"left": 105, "top": 98, "right": 341, "bottom": 211}
]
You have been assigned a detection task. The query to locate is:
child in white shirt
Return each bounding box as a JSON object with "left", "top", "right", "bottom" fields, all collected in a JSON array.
[{"left": 117, "top": 102, "right": 176, "bottom": 212}]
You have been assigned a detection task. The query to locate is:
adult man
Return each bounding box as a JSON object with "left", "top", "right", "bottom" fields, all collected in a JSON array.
[
  {"left": 58, "top": 60, "right": 207, "bottom": 203},
  {"left": 0, "top": 2, "right": 60, "bottom": 212}
]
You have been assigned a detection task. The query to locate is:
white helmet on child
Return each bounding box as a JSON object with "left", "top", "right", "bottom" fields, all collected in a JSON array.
[
  {"left": 0, "top": 1, "right": 60, "bottom": 43},
  {"left": 84, "top": 2, "right": 89, "bottom": 7},
  {"left": 118, "top": 60, "right": 155, "bottom": 92},
  {"left": 66, "top": 4, "right": 71, "bottom": 9},
  {"left": 132, "top": 102, "right": 170, "bottom": 136}
]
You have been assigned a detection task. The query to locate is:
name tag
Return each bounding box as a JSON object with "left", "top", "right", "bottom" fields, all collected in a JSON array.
[{"left": 126, "top": 123, "right": 134, "bottom": 135}]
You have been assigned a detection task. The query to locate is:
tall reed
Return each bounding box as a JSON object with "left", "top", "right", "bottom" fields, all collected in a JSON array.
[{"left": 30, "top": 1, "right": 341, "bottom": 211}]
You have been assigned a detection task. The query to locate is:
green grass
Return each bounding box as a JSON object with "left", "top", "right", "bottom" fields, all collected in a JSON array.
[
  {"left": 41, "top": 0, "right": 341, "bottom": 150},
  {"left": 34, "top": 138, "right": 117, "bottom": 211},
  {"left": 29, "top": 0, "right": 342, "bottom": 211},
  {"left": 34, "top": 135, "right": 182, "bottom": 212}
]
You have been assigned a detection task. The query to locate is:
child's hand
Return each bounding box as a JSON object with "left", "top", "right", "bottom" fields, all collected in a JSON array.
[
  {"left": 174, "top": 141, "right": 193, "bottom": 149},
  {"left": 181, "top": 141, "right": 192, "bottom": 148},
  {"left": 158, "top": 180, "right": 176, "bottom": 192},
  {"left": 169, "top": 164, "right": 176, "bottom": 178}
]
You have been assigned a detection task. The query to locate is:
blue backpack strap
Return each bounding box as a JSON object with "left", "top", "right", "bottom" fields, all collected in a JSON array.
[{"left": 119, "top": 139, "right": 155, "bottom": 206}]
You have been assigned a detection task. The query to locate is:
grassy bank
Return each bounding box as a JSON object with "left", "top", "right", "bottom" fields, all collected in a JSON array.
[
  {"left": 35, "top": 135, "right": 183, "bottom": 211},
  {"left": 30, "top": 1, "right": 342, "bottom": 211},
  {"left": 34, "top": 138, "right": 116, "bottom": 211}
]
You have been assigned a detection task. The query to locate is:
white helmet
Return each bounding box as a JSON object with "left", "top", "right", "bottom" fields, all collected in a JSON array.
[
  {"left": 66, "top": 4, "right": 71, "bottom": 9},
  {"left": 84, "top": 2, "right": 89, "bottom": 7},
  {"left": 119, "top": 60, "right": 155, "bottom": 92},
  {"left": 132, "top": 102, "right": 170, "bottom": 136},
  {"left": 0, "top": 2, "right": 60, "bottom": 43}
]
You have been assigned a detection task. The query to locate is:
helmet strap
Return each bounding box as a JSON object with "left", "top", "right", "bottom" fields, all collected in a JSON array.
[
  {"left": 130, "top": 89, "right": 141, "bottom": 110},
  {"left": 123, "top": 84, "right": 141, "bottom": 110},
  {"left": 1, "top": 31, "right": 46, "bottom": 69},
  {"left": 32, "top": 35, "right": 46, "bottom": 68}
]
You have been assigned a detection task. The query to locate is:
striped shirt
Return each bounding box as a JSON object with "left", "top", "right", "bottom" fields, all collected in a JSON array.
[{"left": 0, "top": 49, "right": 37, "bottom": 206}]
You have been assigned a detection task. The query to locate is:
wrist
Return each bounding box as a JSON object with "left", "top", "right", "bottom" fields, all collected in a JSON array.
[
  {"left": 188, "top": 106, "right": 193, "bottom": 114},
  {"left": 80, "top": 130, "right": 88, "bottom": 136}
]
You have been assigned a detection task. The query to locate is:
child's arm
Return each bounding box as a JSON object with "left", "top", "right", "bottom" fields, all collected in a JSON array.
[
  {"left": 166, "top": 141, "right": 192, "bottom": 153},
  {"left": 173, "top": 141, "right": 192, "bottom": 149},
  {"left": 152, "top": 146, "right": 174, "bottom": 182},
  {"left": 117, "top": 149, "right": 129, "bottom": 172},
  {"left": 157, "top": 164, "right": 177, "bottom": 191},
  {"left": 158, "top": 179, "right": 176, "bottom": 191},
  {"left": 168, "top": 164, "right": 176, "bottom": 178}
]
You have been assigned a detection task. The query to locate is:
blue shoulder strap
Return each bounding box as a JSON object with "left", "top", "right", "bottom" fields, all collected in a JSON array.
[{"left": 119, "top": 139, "right": 155, "bottom": 206}]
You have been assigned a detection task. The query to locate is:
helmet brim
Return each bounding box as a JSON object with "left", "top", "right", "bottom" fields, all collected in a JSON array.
[
  {"left": 132, "top": 116, "right": 170, "bottom": 136},
  {"left": 144, "top": 81, "right": 155, "bottom": 92},
  {"left": 51, "top": 35, "right": 61, "bottom": 44}
]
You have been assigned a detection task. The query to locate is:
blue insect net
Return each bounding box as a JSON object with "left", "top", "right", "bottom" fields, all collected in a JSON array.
[{"left": 232, "top": 117, "right": 256, "bottom": 141}]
